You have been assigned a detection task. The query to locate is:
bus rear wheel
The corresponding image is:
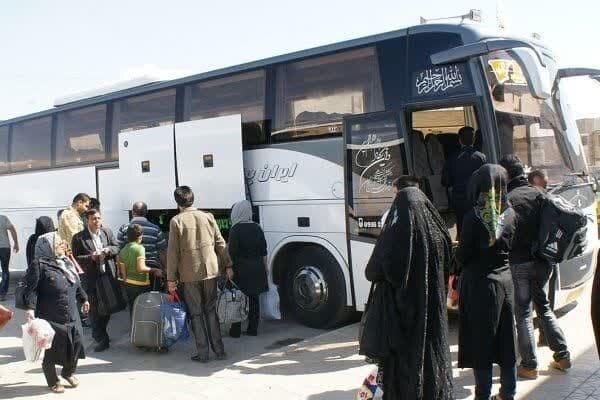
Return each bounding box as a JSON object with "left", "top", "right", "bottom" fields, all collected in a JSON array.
[{"left": 283, "top": 247, "right": 350, "bottom": 329}]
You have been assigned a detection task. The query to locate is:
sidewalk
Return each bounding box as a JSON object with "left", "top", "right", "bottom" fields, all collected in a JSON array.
[{"left": 0, "top": 276, "right": 598, "bottom": 399}]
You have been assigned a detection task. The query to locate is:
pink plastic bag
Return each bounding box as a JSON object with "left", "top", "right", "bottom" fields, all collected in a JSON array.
[{"left": 22, "top": 319, "right": 55, "bottom": 362}]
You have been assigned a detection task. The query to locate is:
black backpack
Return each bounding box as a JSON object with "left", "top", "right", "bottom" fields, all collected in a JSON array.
[{"left": 534, "top": 193, "right": 588, "bottom": 263}]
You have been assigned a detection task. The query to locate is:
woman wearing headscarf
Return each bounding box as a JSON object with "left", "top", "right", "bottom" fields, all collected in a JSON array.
[
  {"left": 227, "top": 200, "right": 268, "bottom": 338},
  {"left": 26, "top": 216, "right": 55, "bottom": 267},
  {"left": 22, "top": 232, "right": 89, "bottom": 393},
  {"left": 362, "top": 181, "right": 454, "bottom": 400},
  {"left": 457, "top": 164, "right": 517, "bottom": 400}
]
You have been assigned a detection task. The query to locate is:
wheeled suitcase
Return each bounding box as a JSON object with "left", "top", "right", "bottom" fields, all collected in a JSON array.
[{"left": 131, "top": 291, "right": 169, "bottom": 350}]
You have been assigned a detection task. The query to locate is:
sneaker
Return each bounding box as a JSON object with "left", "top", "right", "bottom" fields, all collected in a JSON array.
[
  {"left": 550, "top": 358, "right": 572, "bottom": 371},
  {"left": 517, "top": 366, "right": 539, "bottom": 380}
]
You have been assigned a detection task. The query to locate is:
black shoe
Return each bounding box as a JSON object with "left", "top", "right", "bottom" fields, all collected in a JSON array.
[
  {"left": 244, "top": 330, "right": 258, "bottom": 337},
  {"left": 191, "top": 354, "right": 209, "bottom": 363},
  {"left": 94, "top": 341, "right": 109, "bottom": 352},
  {"left": 216, "top": 352, "right": 228, "bottom": 360}
]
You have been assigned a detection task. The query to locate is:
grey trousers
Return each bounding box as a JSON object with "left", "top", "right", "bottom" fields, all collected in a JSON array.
[{"left": 183, "top": 278, "right": 224, "bottom": 358}]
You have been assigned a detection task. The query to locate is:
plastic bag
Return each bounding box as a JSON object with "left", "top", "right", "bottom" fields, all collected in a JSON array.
[
  {"left": 356, "top": 365, "right": 384, "bottom": 399},
  {"left": 447, "top": 274, "right": 459, "bottom": 310},
  {"left": 260, "top": 280, "right": 281, "bottom": 320},
  {"left": 22, "top": 319, "right": 55, "bottom": 362},
  {"left": 162, "top": 292, "right": 189, "bottom": 347}
]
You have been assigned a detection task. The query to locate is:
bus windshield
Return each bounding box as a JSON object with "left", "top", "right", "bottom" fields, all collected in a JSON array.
[{"left": 484, "top": 50, "right": 587, "bottom": 183}]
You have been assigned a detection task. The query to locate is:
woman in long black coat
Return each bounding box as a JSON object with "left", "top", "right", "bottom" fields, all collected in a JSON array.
[
  {"left": 457, "top": 164, "right": 517, "bottom": 400},
  {"left": 227, "top": 200, "right": 268, "bottom": 337},
  {"left": 23, "top": 231, "right": 89, "bottom": 393},
  {"left": 362, "top": 182, "right": 454, "bottom": 400}
]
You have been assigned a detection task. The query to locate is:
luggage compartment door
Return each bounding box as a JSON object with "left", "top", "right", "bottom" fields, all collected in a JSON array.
[
  {"left": 175, "top": 115, "right": 245, "bottom": 209},
  {"left": 118, "top": 125, "right": 176, "bottom": 210}
]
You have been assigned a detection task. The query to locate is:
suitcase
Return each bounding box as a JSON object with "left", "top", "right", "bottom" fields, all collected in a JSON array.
[{"left": 131, "top": 291, "right": 169, "bottom": 350}]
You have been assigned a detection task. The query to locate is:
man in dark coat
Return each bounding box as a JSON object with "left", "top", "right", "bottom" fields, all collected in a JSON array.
[
  {"left": 362, "top": 182, "right": 454, "bottom": 400},
  {"left": 499, "top": 155, "right": 571, "bottom": 380},
  {"left": 71, "top": 209, "right": 120, "bottom": 352},
  {"left": 442, "top": 126, "right": 487, "bottom": 239}
]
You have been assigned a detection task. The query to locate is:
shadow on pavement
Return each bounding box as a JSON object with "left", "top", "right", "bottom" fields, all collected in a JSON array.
[
  {"left": 0, "top": 346, "right": 23, "bottom": 366},
  {"left": 306, "top": 389, "right": 357, "bottom": 399},
  {"left": 0, "top": 382, "right": 50, "bottom": 399},
  {"left": 514, "top": 342, "right": 600, "bottom": 400}
]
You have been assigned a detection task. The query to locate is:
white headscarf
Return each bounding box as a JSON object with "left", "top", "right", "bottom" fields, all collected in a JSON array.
[
  {"left": 35, "top": 232, "right": 79, "bottom": 284},
  {"left": 231, "top": 200, "right": 253, "bottom": 226}
]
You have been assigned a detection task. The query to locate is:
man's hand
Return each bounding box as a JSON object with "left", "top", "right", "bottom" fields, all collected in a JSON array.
[
  {"left": 167, "top": 280, "right": 177, "bottom": 293},
  {"left": 13, "top": 244, "right": 19, "bottom": 253},
  {"left": 226, "top": 267, "right": 234, "bottom": 280},
  {"left": 82, "top": 301, "right": 90, "bottom": 314}
]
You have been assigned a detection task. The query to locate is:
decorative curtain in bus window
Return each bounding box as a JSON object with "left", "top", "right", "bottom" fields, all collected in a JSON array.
[
  {"left": 10, "top": 117, "right": 52, "bottom": 171},
  {"left": 56, "top": 104, "right": 107, "bottom": 165},
  {"left": 273, "top": 47, "right": 384, "bottom": 142},
  {"left": 0, "top": 126, "right": 8, "bottom": 173},
  {"left": 346, "top": 116, "right": 407, "bottom": 238},
  {"left": 111, "top": 89, "right": 176, "bottom": 159},
  {"left": 186, "top": 70, "right": 267, "bottom": 145}
]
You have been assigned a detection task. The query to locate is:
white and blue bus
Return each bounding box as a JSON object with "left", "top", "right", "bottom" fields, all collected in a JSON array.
[{"left": 1, "top": 23, "right": 598, "bottom": 328}]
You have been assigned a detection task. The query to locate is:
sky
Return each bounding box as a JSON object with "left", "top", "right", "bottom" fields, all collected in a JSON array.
[{"left": 1, "top": 0, "right": 599, "bottom": 121}]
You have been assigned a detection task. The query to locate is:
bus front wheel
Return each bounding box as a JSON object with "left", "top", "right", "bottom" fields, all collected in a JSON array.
[{"left": 283, "top": 247, "right": 350, "bottom": 329}]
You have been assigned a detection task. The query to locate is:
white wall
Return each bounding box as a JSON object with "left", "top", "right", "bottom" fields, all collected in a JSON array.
[{"left": 0, "top": 166, "right": 97, "bottom": 270}]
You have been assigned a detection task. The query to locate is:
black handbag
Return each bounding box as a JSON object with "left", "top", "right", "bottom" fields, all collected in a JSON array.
[
  {"left": 358, "top": 281, "right": 398, "bottom": 360},
  {"left": 14, "top": 279, "right": 29, "bottom": 310},
  {"left": 96, "top": 273, "right": 126, "bottom": 316}
]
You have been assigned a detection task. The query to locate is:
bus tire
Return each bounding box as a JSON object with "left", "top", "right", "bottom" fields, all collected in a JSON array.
[{"left": 283, "top": 246, "right": 350, "bottom": 329}]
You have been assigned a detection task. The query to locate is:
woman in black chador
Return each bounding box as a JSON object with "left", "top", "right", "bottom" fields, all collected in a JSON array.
[
  {"left": 362, "top": 179, "right": 454, "bottom": 400},
  {"left": 457, "top": 164, "right": 517, "bottom": 400}
]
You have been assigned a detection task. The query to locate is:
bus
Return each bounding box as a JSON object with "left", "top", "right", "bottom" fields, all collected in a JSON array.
[{"left": 1, "top": 23, "right": 598, "bottom": 328}]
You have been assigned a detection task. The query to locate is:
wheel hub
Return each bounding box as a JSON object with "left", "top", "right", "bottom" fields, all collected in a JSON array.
[{"left": 292, "top": 266, "right": 328, "bottom": 311}]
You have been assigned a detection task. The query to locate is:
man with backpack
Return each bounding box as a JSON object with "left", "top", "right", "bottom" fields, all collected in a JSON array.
[{"left": 500, "top": 156, "right": 572, "bottom": 380}]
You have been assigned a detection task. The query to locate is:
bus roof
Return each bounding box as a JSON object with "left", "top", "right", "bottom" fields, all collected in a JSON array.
[{"left": 0, "top": 23, "right": 548, "bottom": 127}]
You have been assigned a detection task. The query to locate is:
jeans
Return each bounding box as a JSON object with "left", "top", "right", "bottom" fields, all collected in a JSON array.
[
  {"left": 183, "top": 278, "right": 225, "bottom": 358},
  {"left": 474, "top": 366, "right": 516, "bottom": 400},
  {"left": 0, "top": 248, "right": 10, "bottom": 296},
  {"left": 230, "top": 294, "right": 260, "bottom": 336},
  {"left": 511, "top": 261, "right": 570, "bottom": 369}
]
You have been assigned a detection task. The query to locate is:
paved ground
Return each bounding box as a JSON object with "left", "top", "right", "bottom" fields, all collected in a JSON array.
[{"left": 0, "top": 272, "right": 598, "bottom": 400}]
